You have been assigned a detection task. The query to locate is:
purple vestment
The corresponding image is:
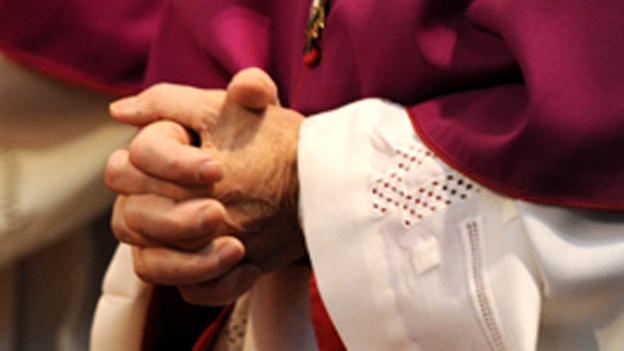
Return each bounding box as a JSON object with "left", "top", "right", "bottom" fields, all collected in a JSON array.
[
  {"left": 146, "top": 0, "right": 624, "bottom": 210},
  {"left": 0, "top": 0, "right": 165, "bottom": 93}
]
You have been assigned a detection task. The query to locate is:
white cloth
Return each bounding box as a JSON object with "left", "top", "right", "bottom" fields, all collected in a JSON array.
[
  {"left": 90, "top": 244, "right": 152, "bottom": 351},
  {"left": 0, "top": 55, "right": 135, "bottom": 351},
  {"left": 92, "top": 252, "right": 319, "bottom": 351},
  {"left": 299, "top": 98, "right": 624, "bottom": 351},
  {"left": 240, "top": 267, "right": 317, "bottom": 351},
  {"left": 0, "top": 55, "right": 134, "bottom": 265}
]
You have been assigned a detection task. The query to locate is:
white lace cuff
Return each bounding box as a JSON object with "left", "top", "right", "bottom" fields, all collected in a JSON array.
[{"left": 299, "top": 98, "right": 481, "bottom": 349}]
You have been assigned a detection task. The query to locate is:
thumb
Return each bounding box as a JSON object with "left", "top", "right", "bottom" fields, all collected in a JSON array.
[
  {"left": 108, "top": 84, "right": 226, "bottom": 130},
  {"left": 227, "top": 67, "right": 280, "bottom": 110}
]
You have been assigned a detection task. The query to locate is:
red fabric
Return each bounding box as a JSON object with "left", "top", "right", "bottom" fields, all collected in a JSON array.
[
  {"left": 303, "top": 48, "right": 321, "bottom": 67},
  {"left": 309, "top": 274, "right": 347, "bottom": 351},
  {"left": 192, "top": 305, "right": 234, "bottom": 351}
]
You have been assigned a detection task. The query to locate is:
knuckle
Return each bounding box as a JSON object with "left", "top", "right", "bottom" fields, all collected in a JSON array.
[
  {"left": 188, "top": 254, "right": 209, "bottom": 275},
  {"left": 104, "top": 166, "right": 118, "bottom": 190},
  {"left": 128, "top": 137, "right": 148, "bottom": 161},
  {"left": 104, "top": 150, "right": 125, "bottom": 189},
  {"left": 133, "top": 267, "right": 152, "bottom": 284},
  {"left": 132, "top": 255, "right": 151, "bottom": 283},
  {"left": 162, "top": 213, "right": 187, "bottom": 237},
  {"left": 122, "top": 207, "right": 143, "bottom": 234},
  {"left": 141, "top": 83, "right": 169, "bottom": 108},
  {"left": 178, "top": 253, "right": 220, "bottom": 282},
  {"left": 110, "top": 218, "right": 130, "bottom": 242},
  {"left": 128, "top": 139, "right": 156, "bottom": 172},
  {"left": 165, "top": 157, "right": 185, "bottom": 179}
]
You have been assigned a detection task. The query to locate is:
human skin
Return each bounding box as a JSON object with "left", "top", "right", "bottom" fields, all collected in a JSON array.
[{"left": 106, "top": 68, "right": 307, "bottom": 305}]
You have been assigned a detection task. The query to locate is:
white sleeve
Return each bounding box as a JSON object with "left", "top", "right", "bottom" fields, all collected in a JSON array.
[
  {"left": 298, "top": 98, "right": 517, "bottom": 350},
  {"left": 298, "top": 98, "right": 624, "bottom": 351}
]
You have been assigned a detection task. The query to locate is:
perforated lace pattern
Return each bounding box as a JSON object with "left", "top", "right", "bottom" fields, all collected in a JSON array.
[{"left": 371, "top": 143, "right": 480, "bottom": 228}]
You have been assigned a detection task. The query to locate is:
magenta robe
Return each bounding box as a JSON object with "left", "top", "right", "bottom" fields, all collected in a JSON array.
[
  {"left": 146, "top": 0, "right": 624, "bottom": 210},
  {"left": 0, "top": 0, "right": 165, "bottom": 93}
]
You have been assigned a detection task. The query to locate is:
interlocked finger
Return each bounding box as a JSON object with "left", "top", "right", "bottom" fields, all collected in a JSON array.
[
  {"left": 106, "top": 148, "right": 210, "bottom": 200},
  {"left": 131, "top": 237, "right": 246, "bottom": 286},
  {"left": 129, "top": 121, "right": 223, "bottom": 186},
  {"left": 111, "top": 196, "right": 161, "bottom": 247},
  {"left": 121, "top": 194, "right": 229, "bottom": 250}
]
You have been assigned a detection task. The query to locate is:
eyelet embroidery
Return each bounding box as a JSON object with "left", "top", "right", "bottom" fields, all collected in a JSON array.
[
  {"left": 223, "top": 315, "right": 247, "bottom": 347},
  {"left": 461, "top": 218, "right": 507, "bottom": 351},
  {"left": 371, "top": 143, "right": 480, "bottom": 228}
]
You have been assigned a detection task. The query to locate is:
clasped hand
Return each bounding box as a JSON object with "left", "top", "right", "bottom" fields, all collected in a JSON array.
[{"left": 105, "top": 68, "right": 306, "bottom": 305}]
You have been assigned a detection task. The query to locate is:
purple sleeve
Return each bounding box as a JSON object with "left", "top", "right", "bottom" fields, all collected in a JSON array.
[
  {"left": 0, "top": 0, "right": 165, "bottom": 94},
  {"left": 408, "top": 0, "right": 624, "bottom": 209}
]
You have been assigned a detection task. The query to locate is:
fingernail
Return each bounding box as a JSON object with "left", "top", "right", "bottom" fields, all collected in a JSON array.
[
  {"left": 110, "top": 97, "right": 138, "bottom": 116},
  {"left": 198, "top": 161, "right": 223, "bottom": 182},
  {"left": 217, "top": 242, "right": 244, "bottom": 267}
]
